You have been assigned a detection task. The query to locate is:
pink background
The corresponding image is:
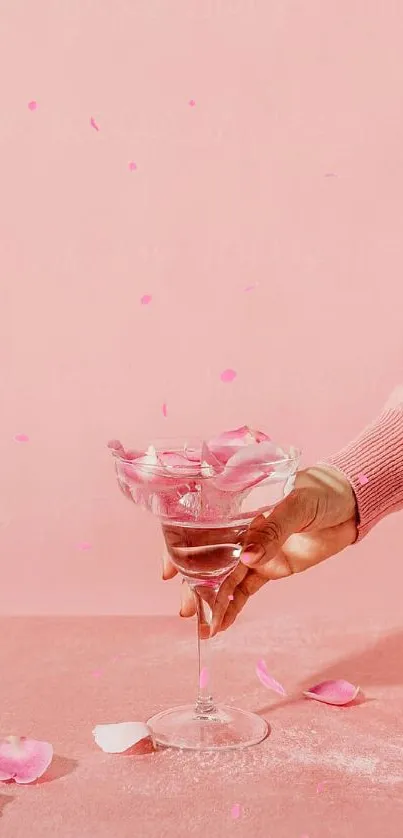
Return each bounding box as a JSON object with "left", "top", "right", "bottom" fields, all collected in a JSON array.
[{"left": 1, "top": 0, "right": 402, "bottom": 617}]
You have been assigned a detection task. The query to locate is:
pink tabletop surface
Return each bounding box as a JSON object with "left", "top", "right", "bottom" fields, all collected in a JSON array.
[{"left": 1, "top": 613, "right": 403, "bottom": 838}]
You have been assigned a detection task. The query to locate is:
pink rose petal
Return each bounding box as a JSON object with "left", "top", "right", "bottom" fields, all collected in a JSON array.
[
  {"left": 0, "top": 736, "right": 53, "bottom": 784},
  {"left": 93, "top": 722, "right": 152, "bottom": 753},
  {"left": 27, "top": 101, "right": 37, "bottom": 111},
  {"left": 162, "top": 402, "right": 168, "bottom": 417},
  {"left": 256, "top": 659, "right": 287, "bottom": 696},
  {"left": 303, "top": 679, "right": 360, "bottom": 706},
  {"left": 357, "top": 473, "right": 369, "bottom": 486},
  {"left": 141, "top": 294, "right": 152, "bottom": 305},
  {"left": 13, "top": 434, "right": 29, "bottom": 443},
  {"left": 90, "top": 116, "right": 99, "bottom": 131},
  {"left": 199, "top": 667, "right": 209, "bottom": 689},
  {"left": 188, "top": 99, "right": 196, "bottom": 107},
  {"left": 220, "top": 368, "right": 237, "bottom": 383},
  {"left": 128, "top": 161, "right": 137, "bottom": 171},
  {"left": 208, "top": 426, "right": 271, "bottom": 464},
  {"left": 211, "top": 442, "right": 280, "bottom": 492},
  {"left": 231, "top": 803, "right": 241, "bottom": 819}
]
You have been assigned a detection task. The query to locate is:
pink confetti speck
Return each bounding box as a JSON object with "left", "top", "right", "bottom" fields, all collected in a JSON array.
[
  {"left": 231, "top": 804, "right": 241, "bottom": 819},
  {"left": 162, "top": 403, "right": 168, "bottom": 418},
  {"left": 358, "top": 473, "right": 369, "bottom": 486},
  {"left": 188, "top": 99, "right": 196, "bottom": 107},
  {"left": 77, "top": 541, "right": 92, "bottom": 551},
  {"left": 228, "top": 595, "right": 234, "bottom": 601},
  {"left": 316, "top": 781, "right": 326, "bottom": 793},
  {"left": 141, "top": 294, "right": 152, "bottom": 305},
  {"left": 91, "top": 670, "right": 102, "bottom": 678},
  {"left": 28, "top": 101, "right": 37, "bottom": 111},
  {"left": 199, "top": 667, "right": 209, "bottom": 689},
  {"left": 90, "top": 117, "right": 100, "bottom": 132},
  {"left": 128, "top": 161, "right": 137, "bottom": 171},
  {"left": 244, "top": 283, "right": 257, "bottom": 292},
  {"left": 220, "top": 369, "right": 237, "bottom": 384},
  {"left": 13, "top": 434, "right": 29, "bottom": 443},
  {"left": 324, "top": 172, "right": 337, "bottom": 177}
]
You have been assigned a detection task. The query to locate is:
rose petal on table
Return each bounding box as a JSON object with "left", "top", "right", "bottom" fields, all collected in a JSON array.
[
  {"left": 0, "top": 737, "right": 53, "bottom": 784},
  {"left": 93, "top": 722, "right": 153, "bottom": 753},
  {"left": 303, "top": 680, "right": 360, "bottom": 706},
  {"left": 256, "top": 659, "right": 287, "bottom": 696}
]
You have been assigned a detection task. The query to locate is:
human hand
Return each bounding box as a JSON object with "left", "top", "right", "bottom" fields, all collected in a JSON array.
[{"left": 162, "top": 465, "right": 358, "bottom": 635}]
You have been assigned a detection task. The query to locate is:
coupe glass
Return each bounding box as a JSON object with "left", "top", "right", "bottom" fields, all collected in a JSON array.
[{"left": 112, "top": 437, "right": 300, "bottom": 751}]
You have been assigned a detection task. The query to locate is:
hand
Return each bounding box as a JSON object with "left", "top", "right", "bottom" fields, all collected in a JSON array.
[{"left": 162, "top": 465, "right": 358, "bottom": 636}]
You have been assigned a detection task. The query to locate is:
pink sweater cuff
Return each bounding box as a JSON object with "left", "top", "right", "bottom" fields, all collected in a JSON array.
[{"left": 319, "top": 407, "right": 403, "bottom": 541}]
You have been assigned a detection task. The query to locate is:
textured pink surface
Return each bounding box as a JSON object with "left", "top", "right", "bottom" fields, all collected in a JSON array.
[
  {"left": 1, "top": 0, "right": 403, "bottom": 616},
  {"left": 1, "top": 615, "right": 403, "bottom": 838},
  {"left": 322, "top": 405, "right": 403, "bottom": 540}
]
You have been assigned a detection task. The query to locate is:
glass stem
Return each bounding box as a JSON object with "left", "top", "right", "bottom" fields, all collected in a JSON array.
[{"left": 191, "top": 583, "right": 219, "bottom": 717}]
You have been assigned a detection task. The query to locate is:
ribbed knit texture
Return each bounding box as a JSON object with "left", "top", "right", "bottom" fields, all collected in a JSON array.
[{"left": 320, "top": 404, "right": 403, "bottom": 541}]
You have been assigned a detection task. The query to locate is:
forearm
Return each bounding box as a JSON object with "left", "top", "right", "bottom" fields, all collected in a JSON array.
[{"left": 319, "top": 402, "right": 403, "bottom": 541}]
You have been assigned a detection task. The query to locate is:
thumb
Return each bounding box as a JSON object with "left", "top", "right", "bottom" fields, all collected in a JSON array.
[{"left": 241, "top": 488, "right": 317, "bottom": 568}]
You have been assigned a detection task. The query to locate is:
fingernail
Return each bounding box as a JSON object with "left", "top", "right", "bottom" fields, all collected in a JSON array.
[{"left": 242, "top": 545, "right": 265, "bottom": 566}]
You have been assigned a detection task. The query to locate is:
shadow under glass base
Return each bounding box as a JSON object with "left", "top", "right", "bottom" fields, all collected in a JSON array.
[{"left": 147, "top": 704, "right": 269, "bottom": 751}]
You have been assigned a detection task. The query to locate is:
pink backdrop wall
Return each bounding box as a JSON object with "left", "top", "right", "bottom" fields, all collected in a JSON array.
[{"left": 1, "top": 0, "right": 402, "bottom": 617}]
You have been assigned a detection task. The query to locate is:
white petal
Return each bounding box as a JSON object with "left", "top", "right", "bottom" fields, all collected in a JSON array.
[{"left": 93, "top": 722, "right": 152, "bottom": 753}]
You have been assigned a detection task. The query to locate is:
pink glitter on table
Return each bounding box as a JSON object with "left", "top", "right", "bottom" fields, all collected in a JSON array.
[{"left": 1, "top": 614, "right": 403, "bottom": 838}]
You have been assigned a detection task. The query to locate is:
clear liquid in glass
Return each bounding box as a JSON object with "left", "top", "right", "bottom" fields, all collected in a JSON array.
[{"left": 162, "top": 522, "right": 248, "bottom": 584}]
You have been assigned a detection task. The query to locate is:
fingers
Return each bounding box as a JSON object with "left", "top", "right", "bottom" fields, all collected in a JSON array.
[
  {"left": 214, "top": 572, "right": 269, "bottom": 635},
  {"left": 179, "top": 580, "right": 196, "bottom": 618},
  {"left": 210, "top": 564, "right": 248, "bottom": 636},
  {"left": 161, "top": 552, "right": 178, "bottom": 580},
  {"left": 241, "top": 488, "right": 318, "bottom": 568}
]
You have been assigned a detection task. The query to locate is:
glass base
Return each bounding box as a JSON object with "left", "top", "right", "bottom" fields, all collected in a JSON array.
[{"left": 147, "top": 704, "right": 269, "bottom": 751}]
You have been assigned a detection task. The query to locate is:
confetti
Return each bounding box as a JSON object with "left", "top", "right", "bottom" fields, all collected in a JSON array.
[
  {"left": 357, "top": 473, "right": 369, "bottom": 486},
  {"left": 90, "top": 117, "right": 100, "bottom": 132},
  {"left": 13, "top": 434, "right": 29, "bottom": 443},
  {"left": 324, "top": 173, "right": 337, "bottom": 178},
  {"left": 303, "top": 679, "right": 360, "bottom": 706},
  {"left": 199, "top": 667, "right": 209, "bottom": 689},
  {"left": 256, "top": 659, "right": 287, "bottom": 696},
  {"left": 244, "top": 283, "right": 257, "bottom": 292},
  {"left": 228, "top": 595, "right": 234, "bottom": 601},
  {"left": 27, "top": 101, "right": 37, "bottom": 111},
  {"left": 188, "top": 99, "right": 196, "bottom": 107},
  {"left": 91, "top": 670, "right": 102, "bottom": 678},
  {"left": 231, "top": 803, "right": 241, "bottom": 819},
  {"left": 316, "top": 781, "right": 326, "bottom": 793},
  {"left": 0, "top": 736, "right": 53, "bottom": 784},
  {"left": 220, "top": 369, "right": 237, "bottom": 384},
  {"left": 93, "top": 722, "right": 153, "bottom": 754},
  {"left": 128, "top": 161, "right": 137, "bottom": 171},
  {"left": 140, "top": 294, "right": 152, "bottom": 305},
  {"left": 77, "top": 541, "right": 92, "bottom": 551},
  {"left": 162, "top": 403, "right": 168, "bottom": 418}
]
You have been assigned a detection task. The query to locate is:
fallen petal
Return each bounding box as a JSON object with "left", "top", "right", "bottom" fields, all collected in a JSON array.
[
  {"left": 256, "top": 659, "right": 287, "bottom": 696},
  {"left": 303, "top": 680, "right": 360, "bottom": 706},
  {"left": 0, "top": 736, "right": 53, "bottom": 784},
  {"left": 220, "top": 368, "right": 237, "bottom": 383},
  {"left": 14, "top": 433, "right": 30, "bottom": 443},
  {"left": 93, "top": 722, "right": 153, "bottom": 753},
  {"left": 208, "top": 426, "right": 271, "bottom": 464}
]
